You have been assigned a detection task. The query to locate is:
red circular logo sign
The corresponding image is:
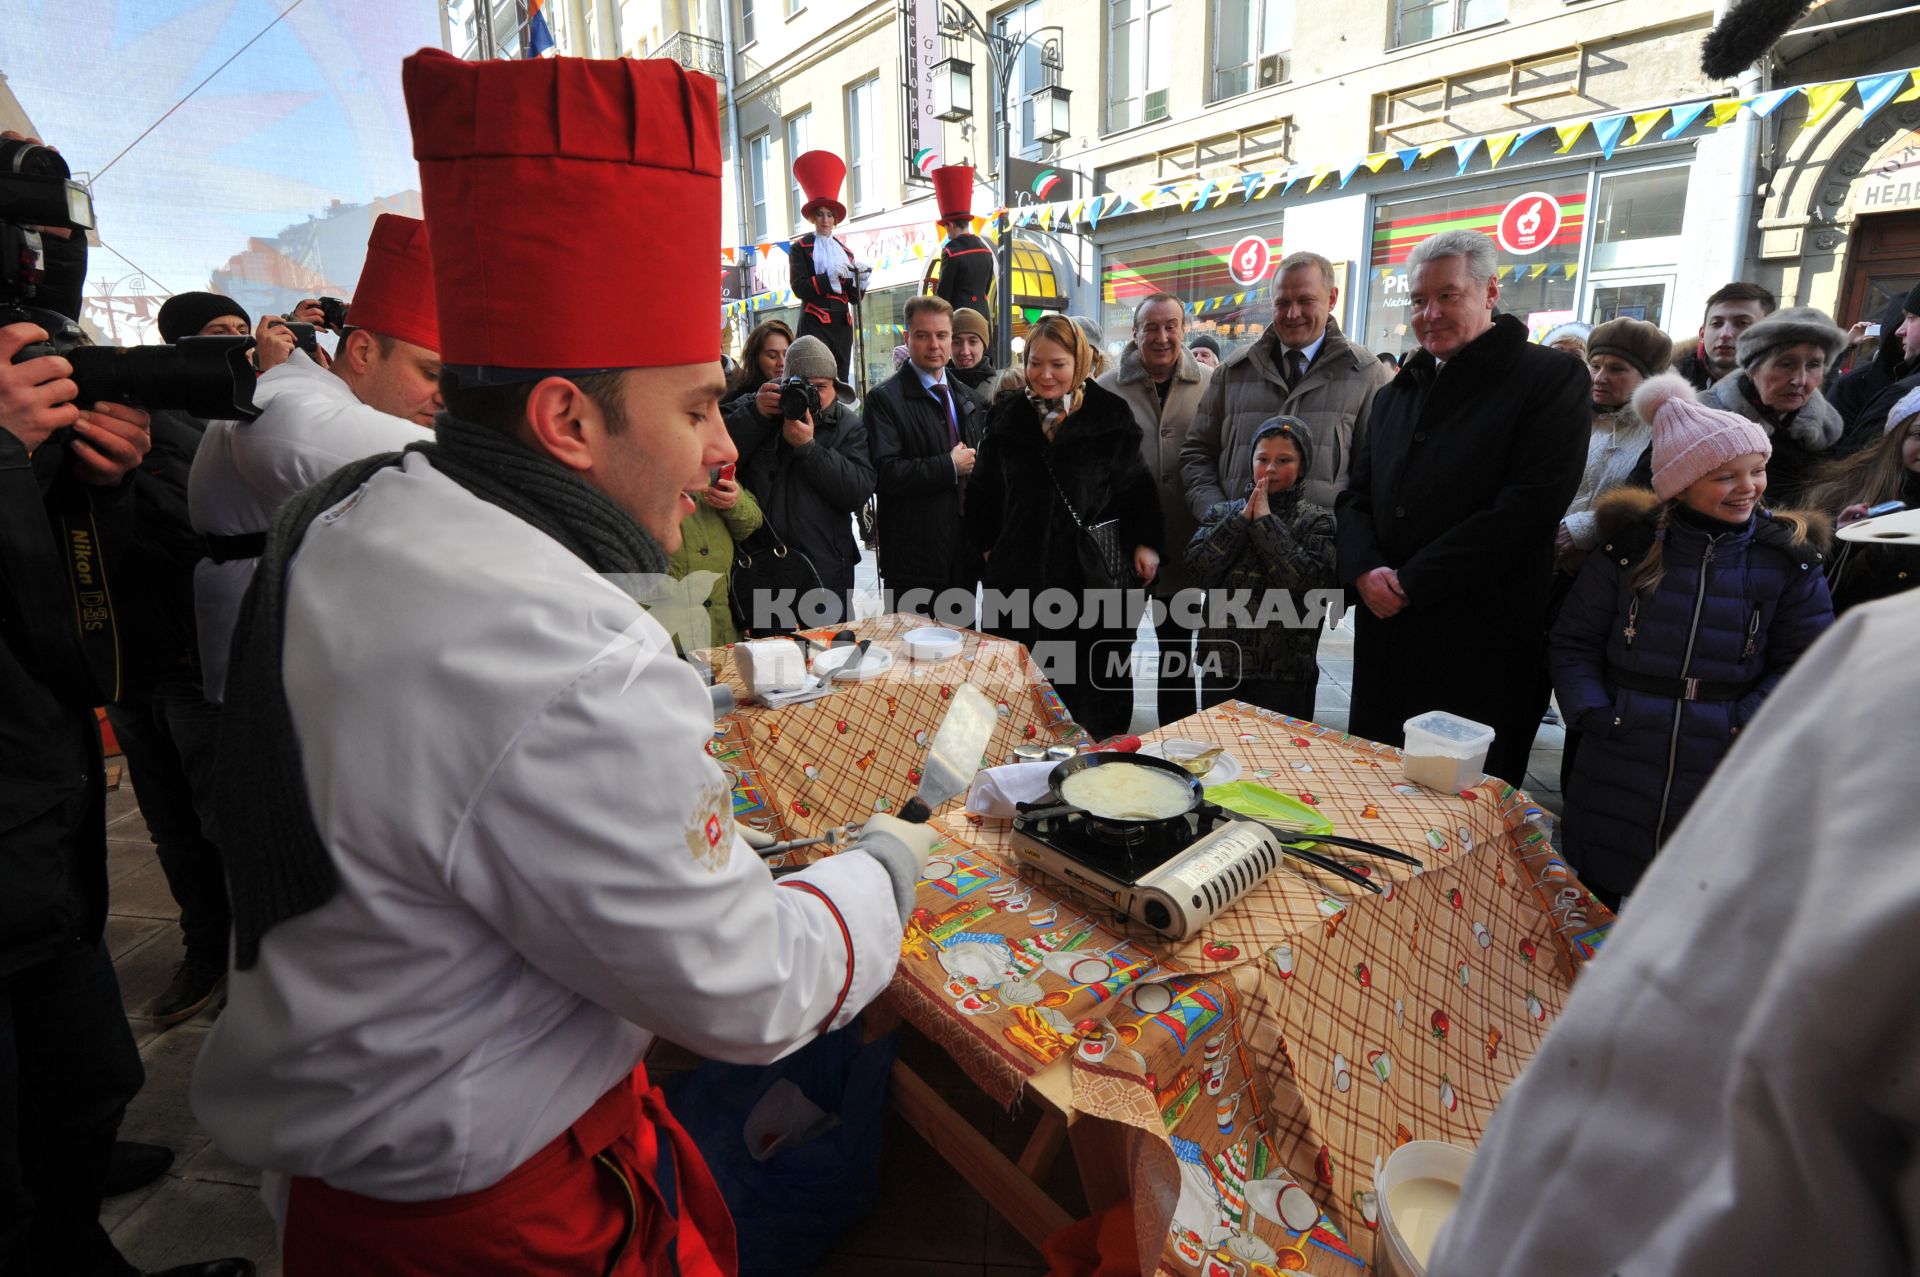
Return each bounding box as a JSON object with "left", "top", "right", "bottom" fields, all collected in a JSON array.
[
  {"left": 1227, "top": 235, "right": 1273, "bottom": 286},
  {"left": 1497, "top": 192, "right": 1562, "bottom": 255}
]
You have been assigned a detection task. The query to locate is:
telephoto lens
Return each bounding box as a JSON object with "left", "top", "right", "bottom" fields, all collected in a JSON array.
[{"left": 2, "top": 305, "right": 260, "bottom": 420}]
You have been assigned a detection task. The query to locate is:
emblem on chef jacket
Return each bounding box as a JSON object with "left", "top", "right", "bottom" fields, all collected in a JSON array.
[{"left": 684, "top": 776, "right": 734, "bottom": 872}]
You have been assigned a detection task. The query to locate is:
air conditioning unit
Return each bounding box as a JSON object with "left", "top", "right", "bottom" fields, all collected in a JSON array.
[
  {"left": 1145, "top": 88, "right": 1170, "bottom": 122},
  {"left": 1258, "top": 53, "right": 1290, "bottom": 88}
]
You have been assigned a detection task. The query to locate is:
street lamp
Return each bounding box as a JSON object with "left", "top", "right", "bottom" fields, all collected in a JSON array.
[
  {"left": 936, "top": 0, "right": 1065, "bottom": 368},
  {"left": 930, "top": 55, "right": 975, "bottom": 122}
]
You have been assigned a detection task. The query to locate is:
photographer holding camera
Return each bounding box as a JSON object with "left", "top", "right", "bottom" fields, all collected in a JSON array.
[
  {"left": 1, "top": 131, "right": 252, "bottom": 1277},
  {"left": 723, "top": 333, "right": 874, "bottom": 624},
  {"left": 188, "top": 214, "right": 441, "bottom": 703}
]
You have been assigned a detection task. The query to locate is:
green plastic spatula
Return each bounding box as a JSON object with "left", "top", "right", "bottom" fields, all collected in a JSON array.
[{"left": 1204, "top": 781, "right": 1424, "bottom": 868}]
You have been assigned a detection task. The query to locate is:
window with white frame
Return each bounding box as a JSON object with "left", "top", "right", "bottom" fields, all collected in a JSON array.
[
  {"left": 1107, "top": 0, "right": 1172, "bottom": 132},
  {"left": 847, "top": 77, "right": 879, "bottom": 213},
  {"left": 993, "top": 0, "right": 1051, "bottom": 166},
  {"left": 785, "top": 110, "right": 812, "bottom": 230},
  {"left": 1212, "top": 0, "right": 1293, "bottom": 102},
  {"left": 740, "top": 0, "right": 756, "bottom": 45},
  {"left": 747, "top": 131, "right": 770, "bottom": 241},
  {"left": 1392, "top": 0, "right": 1504, "bottom": 47}
]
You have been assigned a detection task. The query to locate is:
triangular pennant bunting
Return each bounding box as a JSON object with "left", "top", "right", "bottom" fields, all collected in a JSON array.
[
  {"left": 1484, "top": 133, "right": 1519, "bottom": 167},
  {"left": 1514, "top": 125, "right": 1552, "bottom": 153},
  {"left": 1308, "top": 166, "right": 1333, "bottom": 192},
  {"left": 1747, "top": 87, "right": 1795, "bottom": 119},
  {"left": 1240, "top": 173, "right": 1261, "bottom": 201},
  {"left": 1453, "top": 137, "right": 1480, "bottom": 173},
  {"left": 1591, "top": 115, "right": 1629, "bottom": 160},
  {"left": 1625, "top": 110, "right": 1667, "bottom": 146},
  {"left": 1897, "top": 71, "right": 1920, "bottom": 104},
  {"left": 1365, "top": 152, "right": 1394, "bottom": 173},
  {"left": 1856, "top": 71, "right": 1909, "bottom": 121},
  {"left": 1338, "top": 159, "right": 1366, "bottom": 188},
  {"left": 1707, "top": 99, "right": 1746, "bottom": 128},
  {"left": 1801, "top": 80, "right": 1853, "bottom": 128},
  {"left": 1396, "top": 147, "right": 1421, "bottom": 170},
  {"left": 1555, "top": 121, "right": 1589, "bottom": 153},
  {"left": 1664, "top": 100, "right": 1711, "bottom": 138},
  {"left": 1418, "top": 140, "right": 1452, "bottom": 160}
]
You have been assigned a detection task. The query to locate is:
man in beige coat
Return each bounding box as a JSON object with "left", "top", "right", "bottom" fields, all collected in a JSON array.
[
  {"left": 1180, "top": 251, "right": 1391, "bottom": 515},
  {"left": 1098, "top": 292, "right": 1213, "bottom": 725}
]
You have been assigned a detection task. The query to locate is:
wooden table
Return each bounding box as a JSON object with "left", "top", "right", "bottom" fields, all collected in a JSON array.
[{"left": 705, "top": 617, "right": 1611, "bottom": 1275}]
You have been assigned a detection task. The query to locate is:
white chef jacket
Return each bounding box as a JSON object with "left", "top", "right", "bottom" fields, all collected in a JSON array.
[
  {"left": 1430, "top": 587, "right": 1920, "bottom": 1276},
  {"left": 190, "top": 452, "right": 904, "bottom": 1206},
  {"left": 187, "top": 351, "right": 426, "bottom": 700}
]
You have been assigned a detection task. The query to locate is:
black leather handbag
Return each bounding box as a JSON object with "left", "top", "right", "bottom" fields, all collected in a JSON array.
[
  {"left": 728, "top": 519, "right": 822, "bottom": 635},
  {"left": 1040, "top": 451, "right": 1139, "bottom": 590}
]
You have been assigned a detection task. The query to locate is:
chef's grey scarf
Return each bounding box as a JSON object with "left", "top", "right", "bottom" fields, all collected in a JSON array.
[{"left": 217, "top": 414, "right": 668, "bottom": 969}]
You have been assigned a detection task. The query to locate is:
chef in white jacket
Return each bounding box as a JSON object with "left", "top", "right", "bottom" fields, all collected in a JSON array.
[
  {"left": 1430, "top": 585, "right": 1920, "bottom": 1276},
  {"left": 187, "top": 212, "right": 442, "bottom": 701},
  {"left": 190, "top": 49, "right": 934, "bottom": 1277}
]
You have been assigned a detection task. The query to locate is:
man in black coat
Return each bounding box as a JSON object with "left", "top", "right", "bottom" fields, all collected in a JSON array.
[
  {"left": 866, "top": 295, "right": 984, "bottom": 621},
  {"left": 928, "top": 164, "right": 993, "bottom": 323},
  {"left": 723, "top": 333, "right": 875, "bottom": 625},
  {"left": 1335, "top": 230, "right": 1588, "bottom": 785}
]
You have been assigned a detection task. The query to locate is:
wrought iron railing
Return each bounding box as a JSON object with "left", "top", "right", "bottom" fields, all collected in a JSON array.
[{"left": 656, "top": 31, "right": 727, "bottom": 82}]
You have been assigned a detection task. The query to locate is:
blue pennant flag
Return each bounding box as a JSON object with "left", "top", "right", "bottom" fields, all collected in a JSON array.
[
  {"left": 1591, "top": 115, "right": 1629, "bottom": 160},
  {"left": 1086, "top": 195, "right": 1106, "bottom": 231},
  {"left": 1513, "top": 125, "right": 1552, "bottom": 153},
  {"left": 1452, "top": 137, "right": 1480, "bottom": 174},
  {"left": 1746, "top": 87, "right": 1795, "bottom": 119},
  {"left": 1664, "top": 100, "right": 1711, "bottom": 139},
  {"left": 1856, "top": 72, "right": 1910, "bottom": 122},
  {"left": 1396, "top": 147, "right": 1420, "bottom": 171}
]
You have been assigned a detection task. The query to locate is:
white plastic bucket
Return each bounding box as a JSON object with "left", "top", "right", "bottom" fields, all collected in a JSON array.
[{"left": 1373, "top": 1140, "right": 1474, "bottom": 1277}]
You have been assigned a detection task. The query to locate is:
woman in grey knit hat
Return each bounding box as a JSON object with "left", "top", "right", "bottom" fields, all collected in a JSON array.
[{"left": 1699, "top": 305, "right": 1850, "bottom": 507}]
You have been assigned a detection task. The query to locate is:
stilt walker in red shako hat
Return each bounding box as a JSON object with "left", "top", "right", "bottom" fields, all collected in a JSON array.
[
  {"left": 190, "top": 47, "right": 939, "bottom": 1277},
  {"left": 926, "top": 163, "right": 993, "bottom": 321},
  {"left": 789, "top": 149, "right": 869, "bottom": 382}
]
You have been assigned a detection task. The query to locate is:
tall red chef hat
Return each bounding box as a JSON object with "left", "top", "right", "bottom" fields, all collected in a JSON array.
[
  {"left": 343, "top": 214, "right": 440, "bottom": 353},
  {"left": 401, "top": 47, "right": 721, "bottom": 381},
  {"left": 931, "top": 164, "right": 975, "bottom": 224},
  {"left": 793, "top": 150, "right": 847, "bottom": 223}
]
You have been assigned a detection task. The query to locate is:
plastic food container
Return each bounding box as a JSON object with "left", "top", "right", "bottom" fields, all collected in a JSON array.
[
  {"left": 903, "top": 626, "right": 964, "bottom": 662},
  {"left": 1401, "top": 711, "right": 1495, "bottom": 792},
  {"left": 1374, "top": 1140, "right": 1475, "bottom": 1277}
]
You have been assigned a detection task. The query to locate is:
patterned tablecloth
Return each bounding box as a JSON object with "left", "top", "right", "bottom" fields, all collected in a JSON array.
[{"left": 703, "top": 616, "right": 1612, "bottom": 1276}]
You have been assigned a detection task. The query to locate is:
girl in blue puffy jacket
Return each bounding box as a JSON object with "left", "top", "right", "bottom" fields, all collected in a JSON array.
[{"left": 1551, "top": 374, "right": 1834, "bottom": 906}]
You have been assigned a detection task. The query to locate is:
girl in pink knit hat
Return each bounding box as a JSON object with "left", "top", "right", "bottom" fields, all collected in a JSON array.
[{"left": 1547, "top": 374, "right": 1835, "bottom": 907}]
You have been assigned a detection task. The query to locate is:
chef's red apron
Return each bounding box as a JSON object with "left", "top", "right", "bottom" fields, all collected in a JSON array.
[{"left": 282, "top": 1064, "right": 735, "bottom": 1276}]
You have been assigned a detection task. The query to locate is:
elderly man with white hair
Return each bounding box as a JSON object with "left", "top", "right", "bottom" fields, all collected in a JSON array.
[{"left": 1333, "top": 229, "right": 1590, "bottom": 783}]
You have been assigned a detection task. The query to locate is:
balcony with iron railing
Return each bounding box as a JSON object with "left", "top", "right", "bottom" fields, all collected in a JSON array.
[{"left": 656, "top": 31, "right": 727, "bottom": 82}]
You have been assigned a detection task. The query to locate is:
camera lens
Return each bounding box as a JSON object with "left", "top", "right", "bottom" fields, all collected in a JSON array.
[
  {"left": 0, "top": 136, "right": 71, "bottom": 181},
  {"left": 65, "top": 337, "right": 261, "bottom": 420}
]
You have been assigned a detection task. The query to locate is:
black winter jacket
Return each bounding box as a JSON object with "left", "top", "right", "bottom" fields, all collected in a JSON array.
[
  {"left": 963, "top": 379, "right": 1164, "bottom": 595},
  {"left": 1, "top": 430, "right": 126, "bottom": 975},
  {"left": 723, "top": 395, "right": 874, "bottom": 577},
  {"left": 789, "top": 232, "right": 861, "bottom": 328},
  {"left": 867, "top": 366, "right": 986, "bottom": 585},
  {"left": 934, "top": 233, "right": 994, "bottom": 318},
  {"left": 1186, "top": 489, "right": 1337, "bottom": 683}
]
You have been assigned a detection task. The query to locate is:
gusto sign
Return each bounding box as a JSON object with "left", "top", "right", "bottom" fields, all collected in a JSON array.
[{"left": 1496, "top": 191, "right": 1562, "bottom": 255}]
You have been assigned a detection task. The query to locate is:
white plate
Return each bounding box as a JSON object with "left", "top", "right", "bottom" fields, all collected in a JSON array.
[
  {"left": 903, "top": 626, "right": 965, "bottom": 661},
  {"left": 1140, "top": 739, "right": 1242, "bottom": 784},
  {"left": 810, "top": 643, "right": 895, "bottom": 681}
]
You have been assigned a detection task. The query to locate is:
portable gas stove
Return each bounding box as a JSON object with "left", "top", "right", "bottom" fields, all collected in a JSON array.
[{"left": 1009, "top": 799, "right": 1290, "bottom": 941}]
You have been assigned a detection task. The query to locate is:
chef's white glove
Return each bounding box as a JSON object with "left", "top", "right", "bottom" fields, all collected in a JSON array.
[{"left": 852, "top": 814, "right": 941, "bottom": 918}]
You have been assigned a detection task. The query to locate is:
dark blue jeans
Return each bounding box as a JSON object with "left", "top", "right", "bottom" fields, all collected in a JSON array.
[
  {"left": 0, "top": 939, "right": 143, "bottom": 1276},
  {"left": 107, "top": 675, "right": 230, "bottom": 966}
]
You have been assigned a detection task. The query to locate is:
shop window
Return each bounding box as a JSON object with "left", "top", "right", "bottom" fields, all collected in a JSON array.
[
  {"left": 1392, "top": 0, "right": 1505, "bottom": 49},
  {"left": 1212, "top": 0, "right": 1293, "bottom": 103},
  {"left": 1099, "top": 226, "right": 1286, "bottom": 359},
  {"left": 1362, "top": 175, "right": 1584, "bottom": 359},
  {"left": 1588, "top": 165, "right": 1688, "bottom": 271},
  {"left": 1108, "top": 0, "right": 1172, "bottom": 132}
]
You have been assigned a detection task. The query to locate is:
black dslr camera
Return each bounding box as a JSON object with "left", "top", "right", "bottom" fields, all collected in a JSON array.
[
  {"left": 1, "top": 137, "right": 258, "bottom": 420},
  {"left": 777, "top": 374, "right": 822, "bottom": 422}
]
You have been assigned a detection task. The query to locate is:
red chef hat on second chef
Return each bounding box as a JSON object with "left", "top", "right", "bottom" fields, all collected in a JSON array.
[
  {"left": 343, "top": 214, "right": 440, "bottom": 354},
  {"left": 931, "top": 164, "right": 974, "bottom": 223},
  {"left": 401, "top": 47, "right": 721, "bottom": 381}
]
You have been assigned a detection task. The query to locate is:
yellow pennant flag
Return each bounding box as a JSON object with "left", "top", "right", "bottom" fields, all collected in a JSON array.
[
  {"left": 1069, "top": 199, "right": 1087, "bottom": 223},
  {"left": 1364, "top": 152, "right": 1394, "bottom": 173},
  {"left": 1626, "top": 109, "right": 1668, "bottom": 147},
  {"left": 1801, "top": 80, "right": 1854, "bottom": 128},
  {"left": 1418, "top": 140, "right": 1452, "bottom": 160},
  {"left": 1555, "top": 121, "right": 1588, "bottom": 153},
  {"left": 912, "top": 242, "right": 926, "bottom": 258},
  {"left": 1707, "top": 99, "right": 1744, "bottom": 128},
  {"left": 1308, "top": 166, "right": 1334, "bottom": 192},
  {"left": 1897, "top": 71, "right": 1920, "bottom": 104},
  {"left": 1254, "top": 170, "right": 1281, "bottom": 199},
  {"left": 1138, "top": 187, "right": 1159, "bottom": 211},
  {"left": 1484, "top": 133, "right": 1520, "bottom": 167},
  {"left": 1529, "top": 264, "right": 1549, "bottom": 279},
  {"left": 971, "top": 216, "right": 987, "bottom": 234}
]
